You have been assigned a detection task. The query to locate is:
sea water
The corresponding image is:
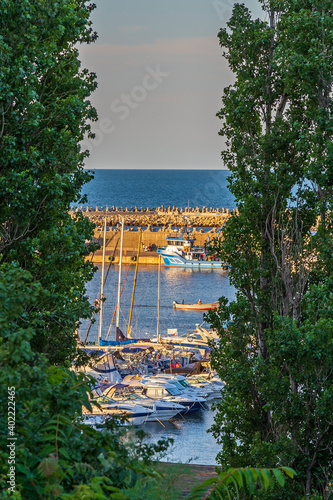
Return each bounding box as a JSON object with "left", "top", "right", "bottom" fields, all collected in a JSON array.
[
  {"left": 79, "top": 169, "right": 235, "bottom": 464},
  {"left": 79, "top": 169, "right": 236, "bottom": 211}
]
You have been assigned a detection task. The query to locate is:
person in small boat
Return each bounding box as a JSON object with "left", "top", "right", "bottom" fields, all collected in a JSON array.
[
  {"left": 198, "top": 299, "right": 202, "bottom": 304},
  {"left": 181, "top": 299, "right": 185, "bottom": 304}
]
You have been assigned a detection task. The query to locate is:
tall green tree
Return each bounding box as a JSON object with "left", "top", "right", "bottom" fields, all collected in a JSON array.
[
  {"left": 0, "top": 263, "right": 169, "bottom": 498},
  {"left": 0, "top": 0, "right": 98, "bottom": 364},
  {"left": 0, "top": 3, "right": 172, "bottom": 498},
  {"left": 209, "top": 0, "right": 333, "bottom": 496}
]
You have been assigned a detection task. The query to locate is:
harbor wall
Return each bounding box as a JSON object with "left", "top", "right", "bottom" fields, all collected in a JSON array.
[
  {"left": 94, "top": 226, "right": 221, "bottom": 249},
  {"left": 71, "top": 206, "right": 232, "bottom": 264},
  {"left": 71, "top": 205, "right": 232, "bottom": 228},
  {"left": 90, "top": 227, "right": 223, "bottom": 265}
]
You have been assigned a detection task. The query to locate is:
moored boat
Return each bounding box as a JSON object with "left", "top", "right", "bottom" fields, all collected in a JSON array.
[
  {"left": 83, "top": 396, "right": 154, "bottom": 426},
  {"left": 173, "top": 301, "right": 218, "bottom": 311},
  {"left": 102, "top": 384, "right": 186, "bottom": 421},
  {"left": 157, "top": 232, "right": 224, "bottom": 268}
]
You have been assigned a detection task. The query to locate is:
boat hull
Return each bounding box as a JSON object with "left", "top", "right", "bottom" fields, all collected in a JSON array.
[
  {"left": 145, "top": 407, "right": 183, "bottom": 421},
  {"left": 173, "top": 301, "right": 218, "bottom": 311},
  {"left": 158, "top": 252, "right": 223, "bottom": 268},
  {"left": 177, "top": 400, "right": 205, "bottom": 413}
]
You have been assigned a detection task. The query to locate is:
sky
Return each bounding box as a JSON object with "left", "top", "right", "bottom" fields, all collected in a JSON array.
[{"left": 79, "top": 0, "right": 262, "bottom": 169}]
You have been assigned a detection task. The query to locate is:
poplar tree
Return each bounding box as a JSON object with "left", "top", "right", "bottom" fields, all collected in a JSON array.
[
  {"left": 0, "top": 0, "right": 98, "bottom": 364},
  {"left": 209, "top": 1, "right": 333, "bottom": 496}
]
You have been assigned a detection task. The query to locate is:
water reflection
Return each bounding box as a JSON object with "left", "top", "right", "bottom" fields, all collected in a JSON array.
[
  {"left": 139, "top": 401, "right": 220, "bottom": 465},
  {"left": 80, "top": 264, "right": 234, "bottom": 343}
]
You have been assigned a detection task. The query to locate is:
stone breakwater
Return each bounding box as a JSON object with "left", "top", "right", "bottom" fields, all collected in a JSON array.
[
  {"left": 71, "top": 205, "right": 232, "bottom": 228},
  {"left": 70, "top": 206, "right": 232, "bottom": 264}
]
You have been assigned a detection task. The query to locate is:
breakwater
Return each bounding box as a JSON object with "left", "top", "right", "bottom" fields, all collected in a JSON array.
[
  {"left": 71, "top": 206, "right": 232, "bottom": 264},
  {"left": 71, "top": 205, "right": 231, "bottom": 227}
]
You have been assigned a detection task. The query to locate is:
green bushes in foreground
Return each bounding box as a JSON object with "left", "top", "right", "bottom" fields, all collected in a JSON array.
[{"left": 0, "top": 263, "right": 170, "bottom": 499}]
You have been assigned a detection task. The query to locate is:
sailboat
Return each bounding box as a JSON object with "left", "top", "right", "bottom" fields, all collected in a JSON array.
[
  {"left": 96, "top": 218, "right": 137, "bottom": 347},
  {"left": 98, "top": 219, "right": 148, "bottom": 346}
]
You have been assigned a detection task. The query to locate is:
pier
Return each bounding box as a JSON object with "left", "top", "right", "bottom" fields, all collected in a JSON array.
[{"left": 70, "top": 205, "right": 232, "bottom": 264}]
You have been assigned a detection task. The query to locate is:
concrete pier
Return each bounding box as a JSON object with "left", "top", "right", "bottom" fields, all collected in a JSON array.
[{"left": 70, "top": 206, "right": 232, "bottom": 264}]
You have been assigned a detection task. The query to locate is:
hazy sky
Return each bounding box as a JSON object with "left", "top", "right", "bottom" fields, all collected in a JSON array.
[{"left": 79, "top": 0, "right": 262, "bottom": 169}]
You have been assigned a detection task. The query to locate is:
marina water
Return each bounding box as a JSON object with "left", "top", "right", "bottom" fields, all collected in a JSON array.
[{"left": 80, "top": 169, "right": 236, "bottom": 465}]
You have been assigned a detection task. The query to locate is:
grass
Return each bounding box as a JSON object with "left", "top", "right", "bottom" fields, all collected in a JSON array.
[{"left": 125, "top": 462, "right": 218, "bottom": 500}]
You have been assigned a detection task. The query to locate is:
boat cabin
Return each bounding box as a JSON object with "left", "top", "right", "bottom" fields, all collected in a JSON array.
[
  {"left": 165, "top": 233, "right": 196, "bottom": 250},
  {"left": 142, "top": 384, "right": 181, "bottom": 398}
]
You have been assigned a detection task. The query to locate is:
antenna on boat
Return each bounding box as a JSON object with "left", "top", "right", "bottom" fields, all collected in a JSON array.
[
  {"left": 98, "top": 217, "right": 107, "bottom": 344},
  {"left": 157, "top": 254, "right": 161, "bottom": 343},
  {"left": 115, "top": 217, "right": 124, "bottom": 332}
]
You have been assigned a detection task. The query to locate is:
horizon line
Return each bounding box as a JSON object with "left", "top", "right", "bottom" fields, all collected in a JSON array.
[{"left": 83, "top": 167, "right": 229, "bottom": 171}]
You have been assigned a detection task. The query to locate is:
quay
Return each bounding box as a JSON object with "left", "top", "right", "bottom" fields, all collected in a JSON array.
[{"left": 71, "top": 205, "right": 232, "bottom": 264}]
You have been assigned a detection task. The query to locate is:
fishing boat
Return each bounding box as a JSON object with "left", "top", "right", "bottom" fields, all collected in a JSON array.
[
  {"left": 157, "top": 232, "right": 224, "bottom": 268},
  {"left": 173, "top": 301, "right": 218, "bottom": 311}
]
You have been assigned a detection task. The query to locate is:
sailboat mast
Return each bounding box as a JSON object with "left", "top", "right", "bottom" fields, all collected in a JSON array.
[
  {"left": 127, "top": 229, "right": 141, "bottom": 338},
  {"left": 157, "top": 253, "right": 161, "bottom": 342},
  {"left": 116, "top": 217, "right": 124, "bottom": 329},
  {"left": 98, "top": 217, "right": 107, "bottom": 344}
]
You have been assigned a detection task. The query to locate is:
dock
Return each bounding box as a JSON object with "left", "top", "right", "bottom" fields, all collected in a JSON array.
[{"left": 71, "top": 205, "right": 233, "bottom": 264}]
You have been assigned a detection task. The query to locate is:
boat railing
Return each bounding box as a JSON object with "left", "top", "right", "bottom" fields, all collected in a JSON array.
[{"left": 190, "top": 246, "right": 205, "bottom": 252}]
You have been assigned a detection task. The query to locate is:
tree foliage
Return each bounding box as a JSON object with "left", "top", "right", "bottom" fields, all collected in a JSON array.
[
  {"left": 0, "top": 264, "right": 169, "bottom": 499},
  {"left": 209, "top": 0, "right": 333, "bottom": 497},
  {"left": 189, "top": 466, "right": 296, "bottom": 500},
  {"left": 0, "top": 0, "right": 98, "bottom": 364},
  {"left": 0, "top": 2, "right": 172, "bottom": 498}
]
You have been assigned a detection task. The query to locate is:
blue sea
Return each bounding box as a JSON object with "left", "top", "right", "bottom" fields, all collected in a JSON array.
[
  {"left": 79, "top": 168, "right": 235, "bottom": 465},
  {"left": 79, "top": 169, "right": 236, "bottom": 210}
]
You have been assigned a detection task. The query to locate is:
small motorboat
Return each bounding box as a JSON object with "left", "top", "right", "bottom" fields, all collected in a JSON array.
[
  {"left": 82, "top": 396, "right": 155, "bottom": 426},
  {"left": 173, "top": 301, "right": 218, "bottom": 311},
  {"left": 102, "top": 383, "right": 186, "bottom": 421},
  {"left": 135, "top": 381, "right": 207, "bottom": 413}
]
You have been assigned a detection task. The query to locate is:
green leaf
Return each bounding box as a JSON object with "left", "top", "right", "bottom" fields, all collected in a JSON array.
[
  {"left": 262, "top": 469, "right": 274, "bottom": 490},
  {"left": 58, "top": 447, "right": 71, "bottom": 460},
  {"left": 280, "top": 467, "right": 296, "bottom": 478},
  {"left": 232, "top": 468, "right": 244, "bottom": 488},
  {"left": 272, "top": 468, "right": 285, "bottom": 487},
  {"left": 195, "top": 476, "right": 218, "bottom": 488},
  {"left": 245, "top": 468, "right": 256, "bottom": 494}
]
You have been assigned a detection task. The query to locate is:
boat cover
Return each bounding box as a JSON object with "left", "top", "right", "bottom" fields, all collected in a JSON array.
[
  {"left": 163, "top": 361, "right": 205, "bottom": 375},
  {"left": 99, "top": 339, "right": 137, "bottom": 346}
]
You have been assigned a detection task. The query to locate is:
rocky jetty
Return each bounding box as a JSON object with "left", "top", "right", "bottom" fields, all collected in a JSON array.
[{"left": 70, "top": 205, "right": 232, "bottom": 229}]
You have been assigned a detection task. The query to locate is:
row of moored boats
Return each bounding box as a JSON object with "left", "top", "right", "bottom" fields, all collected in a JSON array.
[{"left": 79, "top": 351, "right": 224, "bottom": 428}]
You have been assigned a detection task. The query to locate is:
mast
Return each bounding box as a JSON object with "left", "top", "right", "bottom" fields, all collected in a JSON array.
[
  {"left": 115, "top": 217, "right": 124, "bottom": 330},
  {"left": 127, "top": 229, "right": 142, "bottom": 338},
  {"left": 157, "top": 253, "right": 161, "bottom": 342},
  {"left": 98, "top": 217, "right": 107, "bottom": 344}
]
